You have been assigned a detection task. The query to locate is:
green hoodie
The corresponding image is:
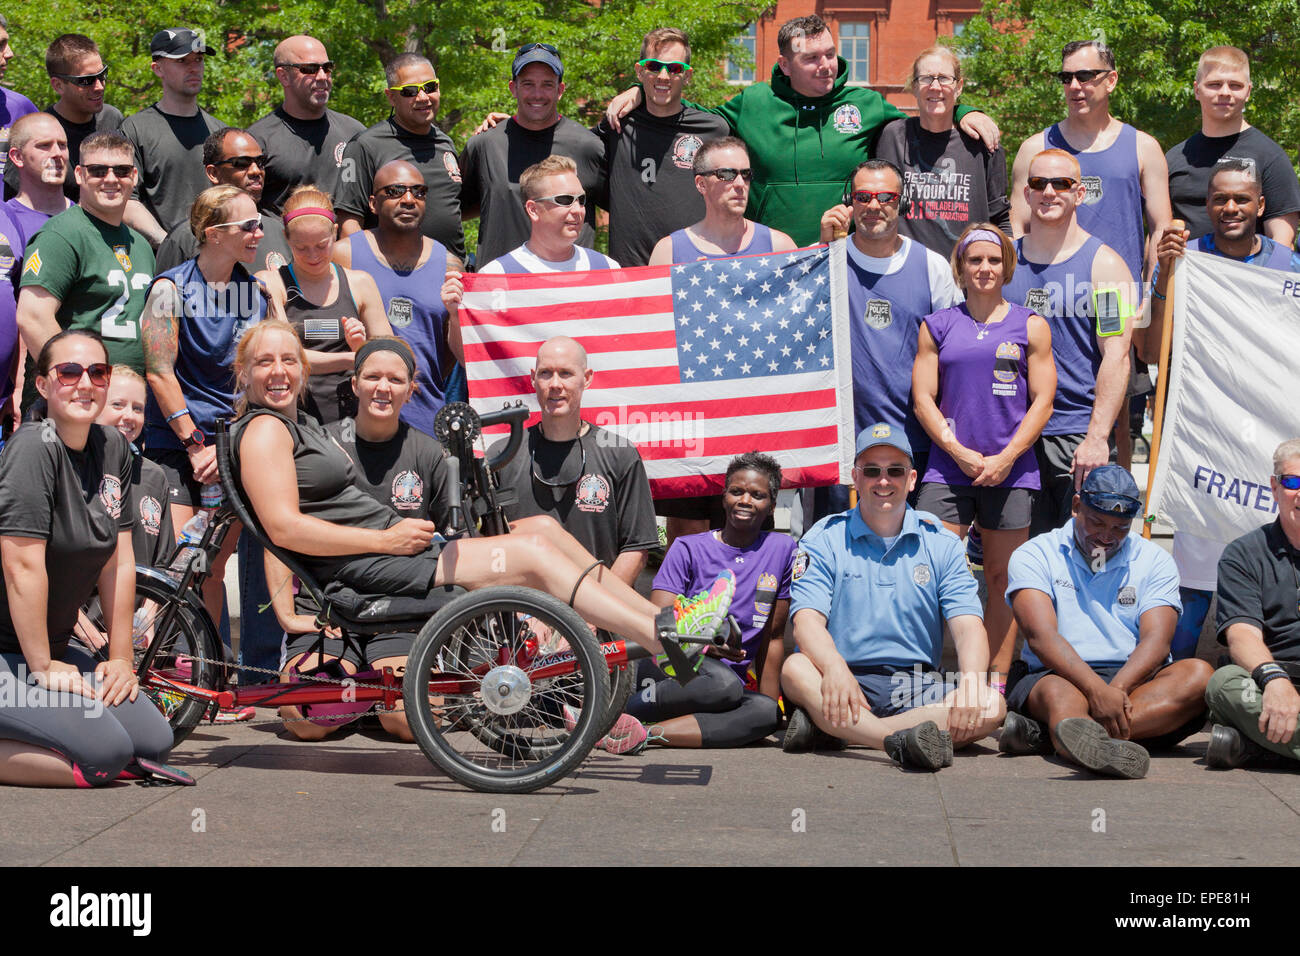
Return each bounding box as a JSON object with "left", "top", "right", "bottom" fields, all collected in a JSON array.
[{"left": 692, "top": 58, "right": 974, "bottom": 247}]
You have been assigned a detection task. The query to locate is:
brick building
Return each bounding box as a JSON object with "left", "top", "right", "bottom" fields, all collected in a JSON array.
[{"left": 727, "top": 1, "right": 982, "bottom": 110}]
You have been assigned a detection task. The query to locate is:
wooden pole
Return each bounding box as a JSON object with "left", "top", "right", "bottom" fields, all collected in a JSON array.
[{"left": 1142, "top": 219, "right": 1184, "bottom": 539}]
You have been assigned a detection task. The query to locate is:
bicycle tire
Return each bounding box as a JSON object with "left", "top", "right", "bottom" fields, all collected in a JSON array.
[
  {"left": 403, "top": 586, "right": 610, "bottom": 794},
  {"left": 597, "top": 640, "right": 636, "bottom": 740}
]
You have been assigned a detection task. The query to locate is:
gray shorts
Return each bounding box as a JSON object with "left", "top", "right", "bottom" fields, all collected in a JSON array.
[
  {"left": 852, "top": 664, "right": 956, "bottom": 718},
  {"left": 915, "top": 482, "right": 1034, "bottom": 531},
  {"left": 1031, "top": 434, "right": 1117, "bottom": 535}
]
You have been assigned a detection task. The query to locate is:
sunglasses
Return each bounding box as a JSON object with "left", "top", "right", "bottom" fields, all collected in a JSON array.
[
  {"left": 214, "top": 154, "right": 268, "bottom": 170},
  {"left": 1026, "top": 176, "right": 1079, "bottom": 192},
  {"left": 1055, "top": 68, "right": 1111, "bottom": 84},
  {"left": 83, "top": 163, "right": 134, "bottom": 180},
  {"left": 518, "top": 42, "right": 560, "bottom": 56},
  {"left": 637, "top": 58, "right": 690, "bottom": 76},
  {"left": 50, "top": 362, "right": 112, "bottom": 387},
  {"left": 1276, "top": 474, "right": 1300, "bottom": 491},
  {"left": 857, "top": 464, "right": 909, "bottom": 478},
  {"left": 700, "top": 167, "right": 753, "bottom": 183},
  {"left": 389, "top": 80, "right": 439, "bottom": 96},
  {"left": 850, "top": 190, "right": 901, "bottom": 205},
  {"left": 280, "top": 61, "right": 334, "bottom": 75},
  {"left": 376, "top": 183, "right": 429, "bottom": 200},
  {"left": 54, "top": 67, "right": 109, "bottom": 87},
  {"left": 211, "top": 216, "right": 262, "bottom": 234},
  {"left": 533, "top": 193, "right": 586, "bottom": 207}
]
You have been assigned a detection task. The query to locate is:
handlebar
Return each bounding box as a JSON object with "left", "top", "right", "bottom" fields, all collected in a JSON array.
[{"left": 481, "top": 403, "right": 531, "bottom": 472}]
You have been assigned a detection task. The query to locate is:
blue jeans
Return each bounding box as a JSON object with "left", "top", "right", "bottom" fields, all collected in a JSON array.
[{"left": 1172, "top": 587, "right": 1212, "bottom": 660}]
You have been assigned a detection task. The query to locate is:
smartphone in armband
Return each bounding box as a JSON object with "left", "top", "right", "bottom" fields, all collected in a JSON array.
[{"left": 1093, "top": 288, "right": 1127, "bottom": 336}]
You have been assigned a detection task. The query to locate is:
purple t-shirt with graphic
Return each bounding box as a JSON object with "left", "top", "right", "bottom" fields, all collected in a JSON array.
[{"left": 653, "top": 530, "right": 796, "bottom": 680}]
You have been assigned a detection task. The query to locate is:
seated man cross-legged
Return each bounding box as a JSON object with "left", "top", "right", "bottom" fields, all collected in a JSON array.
[
  {"left": 1002, "top": 465, "right": 1213, "bottom": 777},
  {"left": 781, "top": 423, "right": 1005, "bottom": 771}
]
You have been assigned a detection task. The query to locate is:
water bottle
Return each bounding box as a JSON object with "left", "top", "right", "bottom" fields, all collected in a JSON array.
[
  {"left": 168, "top": 511, "right": 210, "bottom": 579},
  {"left": 200, "top": 482, "right": 224, "bottom": 512}
]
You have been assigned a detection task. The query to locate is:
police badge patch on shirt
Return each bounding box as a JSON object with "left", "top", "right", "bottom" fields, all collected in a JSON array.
[
  {"left": 1024, "top": 288, "right": 1050, "bottom": 315},
  {"left": 1081, "top": 176, "right": 1103, "bottom": 204},
  {"left": 913, "top": 564, "right": 932, "bottom": 586},
  {"left": 1117, "top": 585, "right": 1136, "bottom": 606},
  {"left": 387, "top": 296, "right": 414, "bottom": 328},
  {"left": 865, "top": 299, "right": 892, "bottom": 330},
  {"left": 792, "top": 549, "right": 809, "bottom": 581}
]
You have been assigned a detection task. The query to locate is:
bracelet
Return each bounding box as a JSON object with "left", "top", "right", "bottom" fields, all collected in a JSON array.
[
  {"left": 165, "top": 407, "right": 192, "bottom": 424},
  {"left": 1150, "top": 288, "right": 1166, "bottom": 301},
  {"left": 1251, "top": 661, "right": 1290, "bottom": 688}
]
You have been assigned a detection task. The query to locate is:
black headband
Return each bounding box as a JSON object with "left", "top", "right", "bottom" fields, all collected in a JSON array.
[{"left": 354, "top": 338, "right": 416, "bottom": 378}]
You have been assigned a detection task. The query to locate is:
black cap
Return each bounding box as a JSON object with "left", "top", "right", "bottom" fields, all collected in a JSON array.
[{"left": 150, "top": 28, "right": 214, "bottom": 59}]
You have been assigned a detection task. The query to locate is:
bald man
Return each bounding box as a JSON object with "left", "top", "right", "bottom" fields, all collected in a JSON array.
[
  {"left": 489, "top": 336, "right": 658, "bottom": 586},
  {"left": 249, "top": 34, "right": 364, "bottom": 215},
  {"left": 334, "top": 159, "right": 462, "bottom": 435}
]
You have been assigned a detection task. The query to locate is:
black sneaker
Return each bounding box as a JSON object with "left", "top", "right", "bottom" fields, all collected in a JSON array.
[
  {"left": 883, "top": 720, "right": 952, "bottom": 771},
  {"left": 1054, "top": 717, "right": 1149, "bottom": 779},
  {"left": 998, "top": 711, "right": 1053, "bottom": 755},
  {"left": 1204, "top": 724, "right": 1268, "bottom": 769},
  {"left": 782, "top": 706, "right": 846, "bottom": 753}
]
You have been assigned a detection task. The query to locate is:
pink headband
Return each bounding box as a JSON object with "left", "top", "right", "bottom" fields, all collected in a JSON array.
[
  {"left": 957, "top": 229, "right": 1003, "bottom": 256},
  {"left": 283, "top": 206, "right": 336, "bottom": 224}
]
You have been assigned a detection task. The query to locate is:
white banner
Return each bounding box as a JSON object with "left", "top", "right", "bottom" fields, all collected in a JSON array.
[{"left": 1147, "top": 249, "right": 1300, "bottom": 544}]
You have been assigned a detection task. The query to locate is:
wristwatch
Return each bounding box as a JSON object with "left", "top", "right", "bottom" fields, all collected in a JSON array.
[{"left": 181, "top": 429, "right": 206, "bottom": 450}]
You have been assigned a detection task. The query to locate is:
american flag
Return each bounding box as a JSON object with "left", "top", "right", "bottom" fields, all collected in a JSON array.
[{"left": 459, "top": 243, "right": 854, "bottom": 498}]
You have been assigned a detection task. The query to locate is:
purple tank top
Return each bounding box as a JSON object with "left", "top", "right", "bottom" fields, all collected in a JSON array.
[
  {"left": 668, "top": 223, "right": 773, "bottom": 261},
  {"left": 921, "top": 302, "right": 1040, "bottom": 490}
]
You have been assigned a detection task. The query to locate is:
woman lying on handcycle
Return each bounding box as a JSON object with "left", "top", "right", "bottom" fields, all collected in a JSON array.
[{"left": 232, "top": 322, "right": 737, "bottom": 733}]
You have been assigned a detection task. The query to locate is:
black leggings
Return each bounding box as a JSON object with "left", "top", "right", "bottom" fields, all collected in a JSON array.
[
  {"left": 0, "top": 646, "right": 173, "bottom": 786},
  {"left": 627, "top": 657, "right": 781, "bottom": 748}
]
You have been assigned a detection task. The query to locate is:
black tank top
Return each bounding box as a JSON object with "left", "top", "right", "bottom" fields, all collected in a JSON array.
[{"left": 280, "top": 263, "right": 360, "bottom": 424}]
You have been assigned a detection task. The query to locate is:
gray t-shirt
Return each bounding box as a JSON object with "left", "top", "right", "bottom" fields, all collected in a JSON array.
[
  {"left": 326, "top": 418, "right": 453, "bottom": 528},
  {"left": 130, "top": 452, "right": 175, "bottom": 569},
  {"left": 333, "top": 117, "right": 465, "bottom": 261},
  {"left": 155, "top": 211, "right": 292, "bottom": 274},
  {"left": 121, "top": 104, "right": 227, "bottom": 232},
  {"left": 459, "top": 117, "right": 606, "bottom": 268},
  {"left": 248, "top": 106, "right": 365, "bottom": 215}
]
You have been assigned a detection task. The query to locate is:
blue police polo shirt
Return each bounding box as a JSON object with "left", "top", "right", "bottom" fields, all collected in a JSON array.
[
  {"left": 791, "top": 506, "right": 982, "bottom": 669},
  {"left": 1006, "top": 519, "right": 1182, "bottom": 671}
]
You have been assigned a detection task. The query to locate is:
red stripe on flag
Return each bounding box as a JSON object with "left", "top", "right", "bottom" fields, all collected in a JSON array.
[
  {"left": 463, "top": 329, "right": 679, "bottom": 364},
  {"left": 634, "top": 426, "right": 839, "bottom": 460},
  {"left": 464, "top": 265, "right": 673, "bottom": 291},
  {"left": 461, "top": 294, "right": 674, "bottom": 327},
  {"left": 472, "top": 365, "right": 683, "bottom": 394}
]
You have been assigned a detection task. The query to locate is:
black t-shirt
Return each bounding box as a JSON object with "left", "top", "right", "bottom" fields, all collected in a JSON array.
[
  {"left": 596, "top": 105, "right": 729, "bottom": 267},
  {"left": 2, "top": 103, "right": 124, "bottom": 202},
  {"left": 1216, "top": 519, "right": 1300, "bottom": 662},
  {"left": 249, "top": 106, "right": 366, "bottom": 215},
  {"left": 459, "top": 117, "right": 606, "bottom": 268},
  {"left": 490, "top": 422, "right": 657, "bottom": 567},
  {"left": 326, "top": 418, "right": 453, "bottom": 528},
  {"left": 130, "top": 452, "right": 175, "bottom": 568},
  {"left": 333, "top": 117, "right": 465, "bottom": 261},
  {"left": 155, "top": 212, "right": 292, "bottom": 274},
  {"left": 874, "top": 117, "right": 1011, "bottom": 257},
  {"left": 120, "top": 104, "right": 227, "bottom": 233},
  {"left": 1166, "top": 126, "right": 1300, "bottom": 239},
  {"left": 0, "top": 423, "right": 133, "bottom": 655}
]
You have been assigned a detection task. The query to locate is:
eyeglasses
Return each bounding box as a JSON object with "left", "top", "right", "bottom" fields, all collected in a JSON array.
[
  {"left": 532, "top": 193, "right": 586, "bottom": 207},
  {"left": 279, "top": 61, "right": 334, "bottom": 75},
  {"left": 856, "top": 464, "right": 909, "bottom": 478},
  {"left": 83, "top": 163, "right": 134, "bottom": 180},
  {"left": 1026, "top": 176, "right": 1078, "bottom": 192},
  {"left": 700, "top": 167, "right": 753, "bottom": 183},
  {"left": 518, "top": 42, "right": 560, "bottom": 56},
  {"left": 1276, "top": 474, "right": 1300, "bottom": 491},
  {"left": 1055, "top": 68, "right": 1111, "bottom": 84},
  {"left": 388, "top": 80, "right": 439, "bottom": 96},
  {"left": 916, "top": 73, "right": 956, "bottom": 88},
  {"left": 849, "top": 190, "right": 901, "bottom": 205},
  {"left": 211, "top": 216, "right": 262, "bottom": 234},
  {"left": 50, "top": 362, "right": 112, "bottom": 387},
  {"left": 54, "top": 67, "right": 109, "bottom": 87},
  {"left": 637, "top": 58, "right": 690, "bottom": 76},
  {"left": 376, "top": 183, "right": 429, "bottom": 200},
  {"left": 213, "top": 154, "right": 268, "bottom": 170}
]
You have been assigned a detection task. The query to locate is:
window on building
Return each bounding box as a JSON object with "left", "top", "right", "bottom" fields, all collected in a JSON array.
[
  {"left": 840, "top": 22, "right": 870, "bottom": 84},
  {"left": 726, "top": 23, "right": 757, "bottom": 84}
]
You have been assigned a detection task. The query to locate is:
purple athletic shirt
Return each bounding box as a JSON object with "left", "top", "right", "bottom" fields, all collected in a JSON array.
[
  {"left": 2, "top": 198, "right": 55, "bottom": 252},
  {"left": 921, "top": 302, "right": 1040, "bottom": 490},
  {"left": 653, "top": 530, "right": 796, "bottom": 681}
]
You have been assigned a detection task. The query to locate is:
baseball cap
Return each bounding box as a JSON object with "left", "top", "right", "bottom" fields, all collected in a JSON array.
[
  {"left": 151, "top": 28, "right": 214, "bottom": 59},
  {"left": 512, "top": 42, "right": 563, "bottom": 79},
  {"left": 1079, "top": 465, "right": 1143, "bottom": 518},
  {"left": 854, "top": 422, "right": 912, "bottom": 463}
]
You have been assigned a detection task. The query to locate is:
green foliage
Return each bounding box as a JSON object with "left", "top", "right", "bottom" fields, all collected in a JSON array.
[
  {"left": 5, "top": 0, "right": 768, "bottom": 148},
  {"left": 952, "top": 0, "right": 1300, "bottom": 163}
]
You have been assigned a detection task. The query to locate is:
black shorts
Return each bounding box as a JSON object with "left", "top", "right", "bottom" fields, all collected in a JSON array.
[
  {"left": 1006, "top": 662, "right": 1126, "bottom": 714},
  {"left": 284, "top": 631, "right": 415, "bottom": 668},
  {"left": 145, "top": 447, "right": 203, "bottom": 509},
  {"left": 914, "top": 482, "right": 1034, "bottom": 531},
  {"left": 332, "top": 547, "right": 443, "bottom": 597}
]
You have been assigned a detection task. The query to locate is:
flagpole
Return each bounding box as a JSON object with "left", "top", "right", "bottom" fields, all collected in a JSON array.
[{"left": 1142, "top": 220, "right": 1183, "bottom": 540}]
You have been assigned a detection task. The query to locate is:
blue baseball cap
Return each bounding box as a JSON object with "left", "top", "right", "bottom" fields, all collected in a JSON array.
[
  {"left": 854, "top": 422, "right": 913, "bottom": 463},
  {"left": 1079, "top": 465, "right": 1143, "bottom": 518},
  {"left": 512, "top": 42, "right": 563, "bottom": 79}
]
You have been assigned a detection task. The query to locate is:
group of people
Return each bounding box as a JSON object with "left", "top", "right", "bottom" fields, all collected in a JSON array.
[{"left": 0, "top": 11, "right": 1298, "bottom": 786}]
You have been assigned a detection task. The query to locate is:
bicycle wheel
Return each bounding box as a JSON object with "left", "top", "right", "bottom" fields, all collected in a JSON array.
[
  {"left": 403, "top": 586, "right": 610, "bottom": 794},
  {"left": 596, "top": 632, "right": 636, "bottom": 740},
  {"left": 82, "top": 568, "right": 224, "bottom": 747}
]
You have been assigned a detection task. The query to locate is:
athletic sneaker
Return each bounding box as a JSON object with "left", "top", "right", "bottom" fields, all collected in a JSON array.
[
  {"left": 214, "top": 705, "right": 256, "bottom": 724},
  {"left": 782, "top": 705, "right": 846, "bottom": 753},
  {"left": 1054, "top": 717, "right": 1149, "bottom": 778},
  {"left": 882, "top": 720, "right": 952, "bottom": 771},
  {"left": 998, "top": 711, "right": 1054, "bottom": 755},
  {"left": 655, "top": 569, "right": 736, "bottom": 678},
  {"left": 562, "top": 705, "right": 649, "bottom": 755}
]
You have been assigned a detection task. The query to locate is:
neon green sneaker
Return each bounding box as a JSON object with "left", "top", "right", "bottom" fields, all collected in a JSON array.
[{"left": 655, "top": 569, "right": 736, "bottom": 679}]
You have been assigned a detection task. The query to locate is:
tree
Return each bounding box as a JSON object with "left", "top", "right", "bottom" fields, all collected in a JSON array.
[{"left": 952, "top": 0, "right": 1300, "bottom": 167}]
